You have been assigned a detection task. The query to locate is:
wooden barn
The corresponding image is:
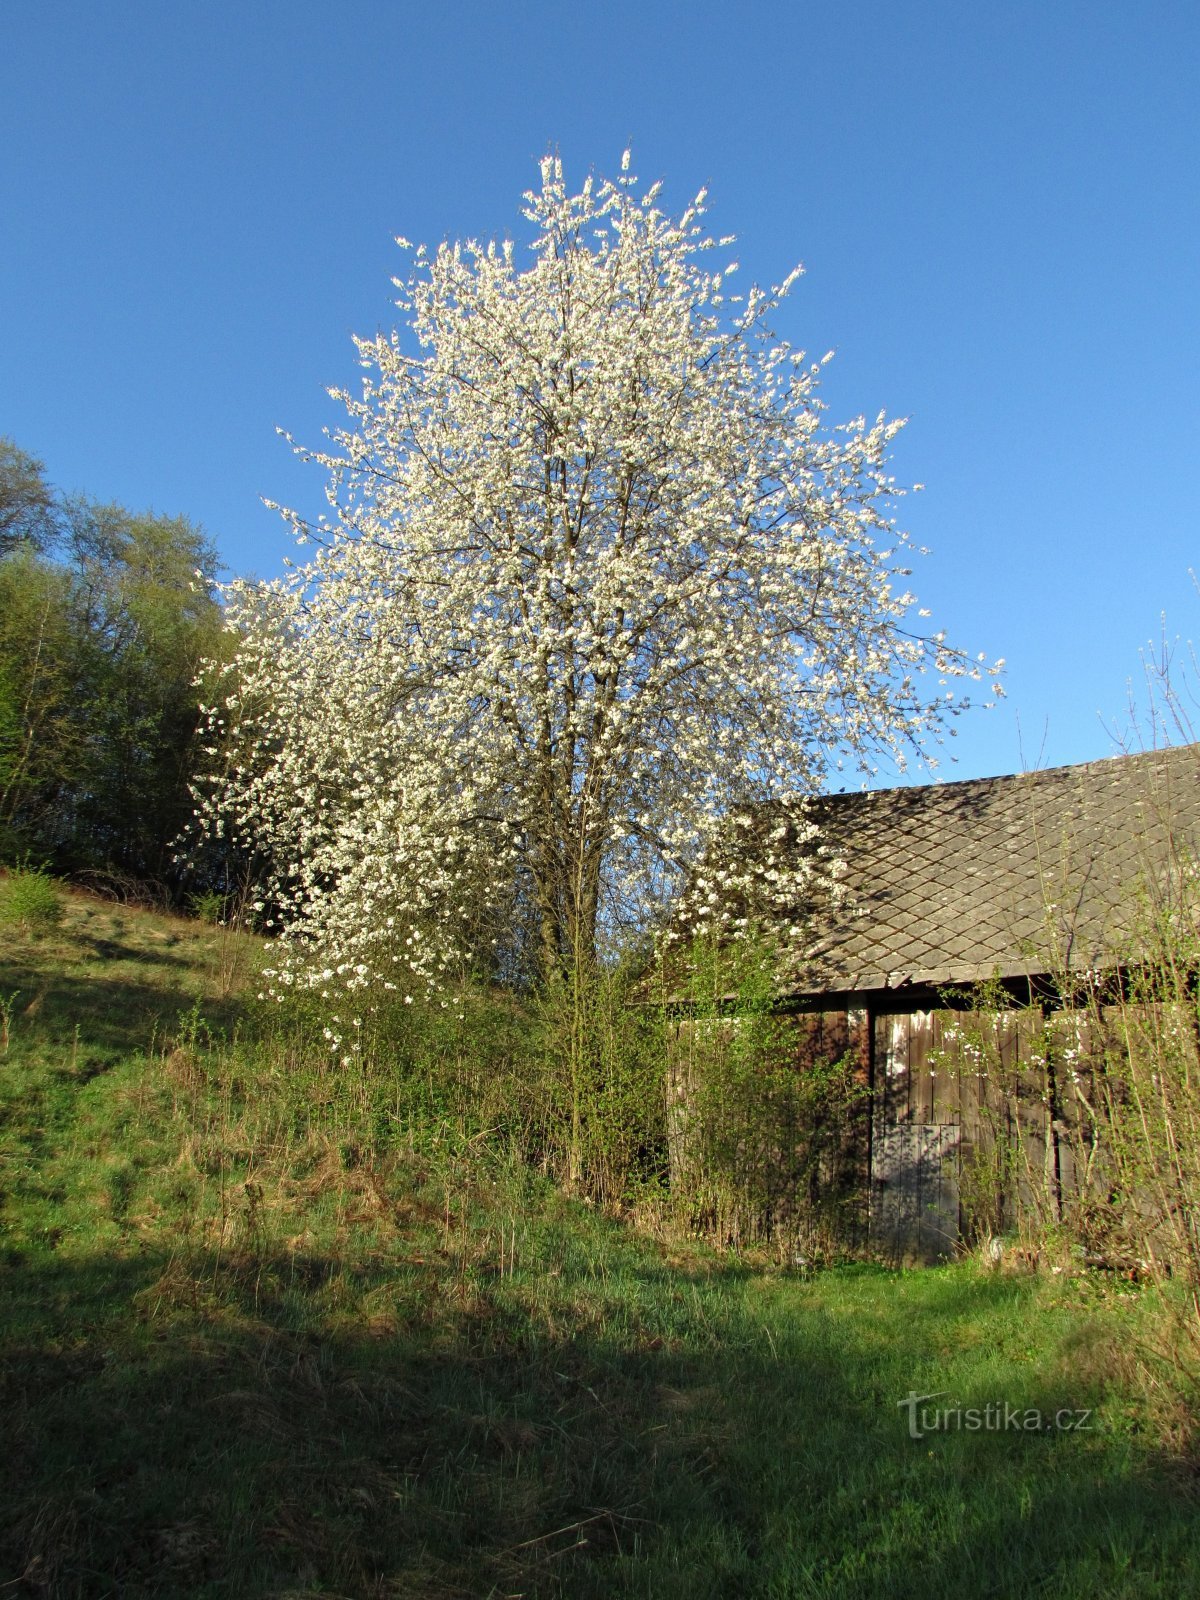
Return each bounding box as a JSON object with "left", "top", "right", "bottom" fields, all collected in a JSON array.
[{"left": 664, "top": 744, "right": 1200, "bottom": 1263}]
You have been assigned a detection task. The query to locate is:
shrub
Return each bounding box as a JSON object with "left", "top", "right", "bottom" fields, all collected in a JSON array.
[
  {"left": 0, "top": 864, "right": 64, "bottom": 938},
  {"left": 665, "top": 927, "right": 867, "bottom": 1254},
  {"left": 189, "top": 888, "right": 226, "bottom": 925}
]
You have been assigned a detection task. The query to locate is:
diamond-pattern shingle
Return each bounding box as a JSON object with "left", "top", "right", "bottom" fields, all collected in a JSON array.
[{"left": 766, "top": 745, "right": 1200, "bottom": 997}]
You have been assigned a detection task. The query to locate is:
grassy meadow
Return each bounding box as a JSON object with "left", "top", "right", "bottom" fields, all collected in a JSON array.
[{"left": 1, "top": 888, "right": 1198, "bottom": 1598}]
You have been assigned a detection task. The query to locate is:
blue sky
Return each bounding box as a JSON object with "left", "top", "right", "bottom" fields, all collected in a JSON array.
[{"left": 4, "top": 1, "right": 1198, "bottom": 784}]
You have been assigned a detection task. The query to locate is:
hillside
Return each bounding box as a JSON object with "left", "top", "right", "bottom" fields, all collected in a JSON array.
[{"left": 1, "top": 889, "right": 1197, "bottom": 1598}]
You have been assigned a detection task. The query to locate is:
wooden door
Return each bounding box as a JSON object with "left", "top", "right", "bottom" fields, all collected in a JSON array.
[
  {"left": 870, "top": 1011, "right": 961, "bottom": 1263},
  {"left": 871, "top": 1121, "right": 962, "bottom": 1264}
]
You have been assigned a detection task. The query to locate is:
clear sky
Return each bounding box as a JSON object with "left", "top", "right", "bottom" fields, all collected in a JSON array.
[{"left": 4, "top": 1, "right": 1197, "bottom": 784}]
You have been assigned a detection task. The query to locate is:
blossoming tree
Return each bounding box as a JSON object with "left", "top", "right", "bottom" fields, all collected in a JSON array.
[{"left": 197, "top": 153, "right": 993, "bottom": 1000}]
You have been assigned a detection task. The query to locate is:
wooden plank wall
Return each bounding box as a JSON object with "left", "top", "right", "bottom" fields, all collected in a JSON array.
[
  {"left": 672, "top": 1000, "right": 1180, "bottom": 1262},
  {"left": 869, "top": 1004, "right": 1188, "bottom": 1261}
]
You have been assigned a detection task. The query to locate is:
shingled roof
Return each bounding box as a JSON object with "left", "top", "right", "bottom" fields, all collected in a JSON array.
[{"left": 754, "top": 744, "right": 1200, "bottom": 998}]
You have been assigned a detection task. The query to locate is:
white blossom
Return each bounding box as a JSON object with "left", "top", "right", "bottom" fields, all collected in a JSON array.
[{"left": 192, "top": 154, "right": 992, "bottom": 996}]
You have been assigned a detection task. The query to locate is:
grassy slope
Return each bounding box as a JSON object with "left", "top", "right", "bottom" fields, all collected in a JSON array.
[{"left": 1, "top": 892, "right": 1197, "bottom": 1599}]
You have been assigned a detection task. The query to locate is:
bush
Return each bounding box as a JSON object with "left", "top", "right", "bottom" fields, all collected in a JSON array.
[
  {"left": 189, "top": 887, "right": 226, "bottom": 925},
  {"left": 666, "top": 927, "right": 867, "bottom": 1254},
  {"left": 0, "top": 864, "right": 64, "bottom": 938}
]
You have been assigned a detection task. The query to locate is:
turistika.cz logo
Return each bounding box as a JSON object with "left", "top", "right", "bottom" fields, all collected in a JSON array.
[{"left": 898, "top": 1391, "right": 1093, "bottom": 1441}]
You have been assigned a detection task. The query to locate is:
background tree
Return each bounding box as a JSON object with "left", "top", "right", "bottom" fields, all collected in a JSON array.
[
  {"left": 199, "top": 154, "right": 996, "bottom": 1004},
  {"left": 0, "top": 548, "right": 80, "bottom": 857},
  {"left": 62, "top": 499, "right": 228, "bottom": 881},
  {"left": 0, "top": 437, "right": 60, "bottom": 556},
  {"left": 0, "top": 463, "right": 226, "bottom": 890}
]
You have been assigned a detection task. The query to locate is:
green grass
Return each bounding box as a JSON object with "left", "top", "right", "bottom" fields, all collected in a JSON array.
[{"left": 1, "top": 891, "right": 1197, "bottom": 1597}]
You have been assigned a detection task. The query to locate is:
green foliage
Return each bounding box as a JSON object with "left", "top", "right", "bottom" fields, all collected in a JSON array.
[
  {"left": 1073, "top": 905, "right": 1200, "bottom": 1319},
  {"left": 0, "top": 863, "right": 64, "bottom": 938},
  {"left": 55, "top": 497, "right": 227, "bottom": 880},
  {"left": 667, "top": 929, "right": 867, "bottom": 1254},
  {"left": 0, "top": 436, "right": 58, "bottom": 556},
  {"left": 0, "top": 549, "right": 80, "bottom": 861},
  {"left": 189, "top": 887, "right": 226, "bottom": 924},
  {"left": 0, "top": 452, "right": 229, "bottom": 893},
  {"left": 242, "top": 966, "right": 666, "bottom": 1214},
  {"left": 527, "top": 963, "right": 667, "bottom": 1203}
]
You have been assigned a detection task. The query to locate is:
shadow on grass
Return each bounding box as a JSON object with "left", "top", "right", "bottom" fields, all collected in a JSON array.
[
  {"left": 0, "top": 960, "right": 243, "bottom": 1057},
  {"left": 1, "top": 1246, "right": 1196, "bottom": 1600},
  {"left": 67, "top": 935, "right": 200, "bottom": 972}
]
